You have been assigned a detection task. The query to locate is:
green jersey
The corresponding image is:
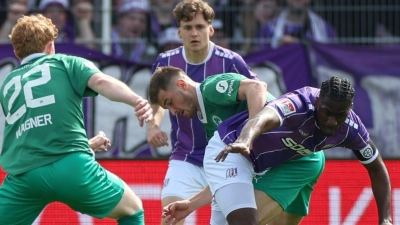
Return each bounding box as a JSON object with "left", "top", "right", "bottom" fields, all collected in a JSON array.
[
  {"left": 0, "top": 53, "right": 100, "bottom": 175},
  {"left": 197, "top": 73, "right": 276, "bottom": 140}
]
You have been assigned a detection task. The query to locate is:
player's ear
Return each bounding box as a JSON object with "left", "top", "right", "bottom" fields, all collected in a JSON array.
[
  {"left": 44, "top": 41, "right": 55, "bottom": 54},
  {"left": 178, "top": 28, "right": 182, "bottom": 38},
  {"left": 176, "top": 79, "right": 187, "bottom": 90},
  {"left": 209, "top": 25, "right": 214, "bottom": 37}
]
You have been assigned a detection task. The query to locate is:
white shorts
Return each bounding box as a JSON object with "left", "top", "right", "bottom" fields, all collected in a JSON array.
[
  {"left": 161, "top": 160, "right": 208, "bottom": 199},
  {"left": 203, "top": 131, "right": 255, "bottom": 196}
]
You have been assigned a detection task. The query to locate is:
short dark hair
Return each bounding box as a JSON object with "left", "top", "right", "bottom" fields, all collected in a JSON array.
[
  {"left": 173, "top": 0, "right": 215, "bottom": 25},
  {"left": 148, "top": 66, "right": 185, "bottom": 104},
  {"left": 320, "top": 76, "right": 355, "bottom": 103}
]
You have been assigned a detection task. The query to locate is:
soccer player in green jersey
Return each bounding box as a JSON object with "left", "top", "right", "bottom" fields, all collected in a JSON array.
[
  {"left": 0, "top": 14, "right": 152, "bottom": 225},
  {"left": 149, "top": 66, "right": 325, "bottom": 225}
]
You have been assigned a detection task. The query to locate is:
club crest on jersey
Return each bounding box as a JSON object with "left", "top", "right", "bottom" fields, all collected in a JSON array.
[
  {"left": 276, "top": 99, "right": 296, "bottom": 116},
  {"left": 216, "top": 80, "right": 229, "bottom": 93},
  {"left": 360, "top": 144, "right": 374, "bottom": 159},
  {"left": 212, "top": 115, "right": 223, "bottom": 126},
  {"left": 226, "top": 167, "right": 238, "bottom": 178}
]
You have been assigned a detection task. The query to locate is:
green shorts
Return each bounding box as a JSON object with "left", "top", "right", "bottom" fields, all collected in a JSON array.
[
  {"left": 253, "top": 151, "right": 325, "bottom": 216},
  {"left": 0, "top": 152, "right": 124, "bottom": 225}
]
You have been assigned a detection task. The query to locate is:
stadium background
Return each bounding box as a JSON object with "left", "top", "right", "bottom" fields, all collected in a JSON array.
[{"left": 0, "top": 1, "right": 400, "bottom": 224}]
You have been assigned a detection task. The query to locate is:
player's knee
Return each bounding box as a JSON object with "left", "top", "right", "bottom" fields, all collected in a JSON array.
[
  {"left": 226, "top": 208, "right": 258, "bottom": 225},
  {"left": 117, "top": 209, "right": 145, "bottom": 225}
]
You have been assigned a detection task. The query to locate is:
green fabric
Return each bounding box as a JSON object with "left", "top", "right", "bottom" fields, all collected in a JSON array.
[
  {"left": 253, "top": 151, "right": 325, "bottom": 216},
  {"left": 0, "top": 53, "right": 100, "bottom": 175}
]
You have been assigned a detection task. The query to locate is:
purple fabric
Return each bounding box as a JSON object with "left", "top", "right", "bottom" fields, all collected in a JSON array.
[{"left": 218, "top": 87, "right": 370, "bottom": 173}]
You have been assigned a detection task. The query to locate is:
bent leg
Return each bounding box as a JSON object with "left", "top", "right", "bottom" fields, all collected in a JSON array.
[
  {"left": 254, "top": 190, "right": 283, "bottom": 225},
  {"left": 53, "top": 152, "right": 143, "bottom": 221},
  {"left": 267, "top": 212, "right": 304, "bottom": 225},
  {"left": 160, "top": 160, "right": 208, "bottom": 225},
  {"left": 214, "top": 183, "right": 258, "bottom": 225},
  {"left": 106, "top": 182, "right": 143, "bottom": 219},
  {"left": 254, "top": 152, "right": 326, "bottom": 224},
  {"left": 0, "top": 173, "right": 48, "bottom": 225}
]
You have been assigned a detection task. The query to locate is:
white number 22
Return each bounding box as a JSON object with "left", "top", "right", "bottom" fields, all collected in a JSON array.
[{"left": 3, "top": 63, "right": 55, "bottom": 125}]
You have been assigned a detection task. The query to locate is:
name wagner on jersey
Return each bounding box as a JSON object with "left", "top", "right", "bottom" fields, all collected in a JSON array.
[{"left": 16, "top": 114, "right": 52, "bottom": 138}]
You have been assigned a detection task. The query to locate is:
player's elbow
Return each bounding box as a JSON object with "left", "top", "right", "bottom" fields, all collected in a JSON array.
[{"left": 87, "top": 73, "right": 113, "bottom": 93}]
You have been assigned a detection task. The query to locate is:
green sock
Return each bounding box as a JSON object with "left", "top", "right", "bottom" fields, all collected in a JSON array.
[{"left": 117, "top": 209, "right": 145, "bottom": 225}]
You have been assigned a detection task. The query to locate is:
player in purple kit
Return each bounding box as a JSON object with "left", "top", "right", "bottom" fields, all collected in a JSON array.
[
  {"left": 214, "top": 76, "right": 392, "bottom": 225},
  {"left": 146, "top": 0, "right": 257, "bottom": 224}
]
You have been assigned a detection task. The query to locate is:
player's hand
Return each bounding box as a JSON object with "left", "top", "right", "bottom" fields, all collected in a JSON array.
[
  {"left": 147, "top": 126, "right": 169, "bottom": 148},
  {"left": 162, "top": 200, "right": 192, "bottom": 225},
  {"left": 215, "top": 142, "right": 251, "bottom": 162},
  {"left": 135, "top": 98, "right": 153, "bottom": 127},
  {"left": 88, "top": 131, "right": 111, "bottom": 152}
]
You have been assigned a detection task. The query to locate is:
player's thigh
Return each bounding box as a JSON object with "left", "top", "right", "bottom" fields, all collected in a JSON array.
[
  {"left": 267, "top": 211, "right": 304, "bottom": 225},
  {"left": 0, "top": 174, "right": 48, "bottom": 225},
  {"left": 161, "top": 160, "right": 208, "bottom": 201},
  {"left": 106, "top": 181, "right": 143, "bottom": 219},
  {"left": 285, "top": 151, "right": 326, "bottom": 216},
  {"left": 204, "top": 131, "right": 255, "bottom": 195},
  {"left": 52, "top": 152, "right": 129, "bottom": 219},
  {"left": 254, "top": 189, "right": 283, "bottom": 224},
  {"left": 214, "top": 183, "right": 258, "bottom": 225},
  {"left": 253, "top": 151, "right": 325, "bottom": 217}
]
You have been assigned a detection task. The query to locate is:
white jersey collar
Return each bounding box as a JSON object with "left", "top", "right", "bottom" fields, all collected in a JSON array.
[
  {"left": 21, "top": 53, "right": 46, "bottom": 65},
  {"left": 195, "top": 83, "right": 207, "bottom": 123},
  {"left": 182, "top": 42, "right": 215, "bottom": 65}
]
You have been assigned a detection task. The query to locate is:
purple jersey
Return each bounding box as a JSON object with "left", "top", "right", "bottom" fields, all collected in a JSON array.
[
  {"left": 218, "top": 87, "right": 377, "bottom": 173},
  {"left": 152, "top": 42, "right": 257, "bottom": 167}
]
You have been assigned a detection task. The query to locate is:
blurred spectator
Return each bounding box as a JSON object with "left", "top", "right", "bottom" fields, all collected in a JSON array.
[
  {"left": 259, "top": 0, "right": 336, "bottom": 48},
  {"left": 111, "top": 0, "right": 158, "bottom": 64},
  {"left": 149, "top": 0, "right": 179, "bottom": 40},
  {"left": 241, "top": 0, "right": 278, "bottom": 53},
  {"left": 37, "top": 0, "right": 96, "bottom": 49},
  {"left": 210, "top": 19, "right": 230, "bottom": 49},
  {"left": 0, "top": 0, "right": 29, "bottom": 42},
  {"left": 158, "top": 26, "right": 182, "bottom": 52},
  {"left": 214, "top": 0, "right": 244, "bottom": 51},
  {"left": 39, "top": 0, "right": 74, "bottom": 43},
  {"left": 71, "top": 0, "right": 96, "bottom": 48}
]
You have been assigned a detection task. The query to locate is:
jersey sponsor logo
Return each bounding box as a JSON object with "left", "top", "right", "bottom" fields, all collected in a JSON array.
[
  {"left": 216, "top": 80, "right": 229, "bottom": 93},
  {"left": 226, "top": 167, "right": 238, "bottom": 178},
  {"left": 212, "top": 115, "right": 223, "bottom": 126},
  {"left": 281, "top": 137, "right": 313, "bottom": 156},
  {"left": 276, "top": 99, "right": 296, "bottom": 116},
  {"left": 359, "top": 144, "right": 373, "bottom": 159}
]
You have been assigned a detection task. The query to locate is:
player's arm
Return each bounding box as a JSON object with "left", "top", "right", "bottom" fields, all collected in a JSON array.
[
  {"left": 87, "top": 72, "right": 153, "bottom": 127},
  {"left": 359, "top": 140, "right": 392, "bottom": 225},
  {"left": 147, "top": 104, "right": 169, "bottom": 148},
  {"left": 215, "top": 106, "right": 281, "bottom": 161},
  {"left": 162, "top": 186, "right": 212, "bottom": 224},
  {"left": 237, "top": 79, "right": 268, "bottom": 119}
]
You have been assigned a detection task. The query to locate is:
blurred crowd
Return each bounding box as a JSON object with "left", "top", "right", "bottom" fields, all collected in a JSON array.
[{"left": 0, "top": 0, "right": 398, "bottom": 64}]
